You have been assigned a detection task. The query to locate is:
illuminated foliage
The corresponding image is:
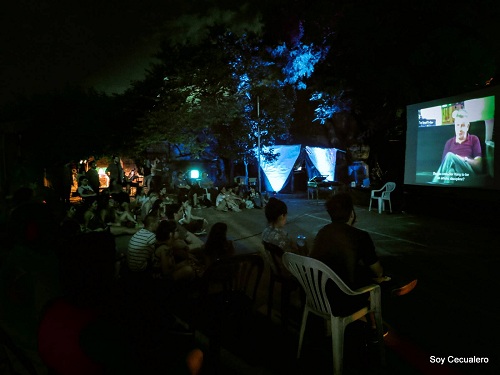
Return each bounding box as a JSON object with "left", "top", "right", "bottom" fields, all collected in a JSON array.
[{"left": 132, "top": 28, "right": 295, "bottom": 164}]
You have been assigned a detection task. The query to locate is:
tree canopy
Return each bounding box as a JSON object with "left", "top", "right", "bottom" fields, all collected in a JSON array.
[{"left": 130, "top": 28, "right": 296, "bottom": 165}]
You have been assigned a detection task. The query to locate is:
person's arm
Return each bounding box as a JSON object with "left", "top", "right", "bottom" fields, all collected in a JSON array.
[
  {"left": 227, "top": 240, "right": 236, "bottom": 257},
  {"left": 463, "top": 136, "right": 482, "bottom": 173},
  {"left": 159, "top": 245, "right": 176, "bottom": 277},
  {"left": 369, "top": 261, "right": 391, "bottom": 283},
  {"left": 100, "top": 209, "right": 108, "bottom": 225},
  {"left": 117, "top": 210, "right": 137, "bottom": 225},
  {"left": 441, "top": 139, "right": 452, "bottom": 161},
  {"left": 184, "top": 231, "right": 204, "bottom": 251},
  {"left": 181, "top": 204, "right": 193, "bottom": 223},
  {"left": 464, "top": 156, "right": 482, "bottom": 173},
  {"left": 78, "top": 186, "right": 96, "bottom": 197},
  {"left": 182, "top": 204, "right": 204, "bottom": 222},
  {"left": 83, "top": 211, "right": 92, "bottom": 230}
]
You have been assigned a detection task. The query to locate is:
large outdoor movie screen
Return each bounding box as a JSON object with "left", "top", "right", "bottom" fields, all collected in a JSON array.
[{"left": 405, "top": 87, "right": 498, "bottom": 190}]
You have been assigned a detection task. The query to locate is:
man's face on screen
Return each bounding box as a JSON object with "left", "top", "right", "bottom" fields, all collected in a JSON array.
[{"left": 455, "top": 120, "right": 469, "bottom": 142}]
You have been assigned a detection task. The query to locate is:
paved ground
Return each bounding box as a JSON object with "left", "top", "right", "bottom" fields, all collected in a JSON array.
[
  {"left": 110, "top": 195, "right": 500, "bottom": 374},
  {"left": 2, "top": 189, "right": 498, "bottom": 374},
  {"left": 119, "top": 192, "right": 499, "bottom": 374}
]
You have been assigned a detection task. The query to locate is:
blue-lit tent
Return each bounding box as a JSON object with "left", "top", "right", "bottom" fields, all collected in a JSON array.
[{"left": 257, "top": 145, "right": 347, "bottom": 192}]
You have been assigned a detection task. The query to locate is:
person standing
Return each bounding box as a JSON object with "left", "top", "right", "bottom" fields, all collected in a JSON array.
[
  {"left": 106, "top": 156, "right": 124, "bottom": 186},
  {"left": 86, "top": 161, "right": 100, "bottom": 195},
  {"left": 150, "top": 158, "right": 163, "bottom": 192}
]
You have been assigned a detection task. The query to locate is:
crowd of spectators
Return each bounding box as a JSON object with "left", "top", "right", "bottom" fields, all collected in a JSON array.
[{"left": 0, "top": 154, "right": 274, "bottom": 374}]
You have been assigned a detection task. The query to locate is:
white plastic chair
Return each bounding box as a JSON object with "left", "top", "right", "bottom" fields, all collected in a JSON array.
[
  {"left": 369, "top": 182, "right": 396, "bottom": 214},
  {"left": 282, "top": 252, "right": 385, "bottom": 375}
]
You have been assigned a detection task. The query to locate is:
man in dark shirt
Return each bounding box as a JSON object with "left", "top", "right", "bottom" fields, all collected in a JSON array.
[
  {"left": 106, "top": 156, "right": 124, "bottom": 185},
  {"left": 86, "top": 161, "right": 100, "bottom": 195},
  {"left": 310, "top": 193, "right": 389, "bottom": 315},
  {"left": 431, "top": 109, "right": 482, "bottom": 184}
]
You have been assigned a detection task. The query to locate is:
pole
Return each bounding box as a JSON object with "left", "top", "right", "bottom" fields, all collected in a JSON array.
[{"left": 257, "top": 96, "right": 261, "bottom": 193}]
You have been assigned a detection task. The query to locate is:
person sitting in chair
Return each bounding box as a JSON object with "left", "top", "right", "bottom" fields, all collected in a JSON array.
[
  {"left": 77, "top": 176, "right": 97, "bottom": 200},
  {"left": 432, "top": 109, "right": 482, "bottom": 184},
  {"left": 310, "top": 193, "right": 418, "bottom": 318}
]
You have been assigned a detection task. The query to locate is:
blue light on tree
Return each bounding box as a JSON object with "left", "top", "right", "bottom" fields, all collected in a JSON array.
[{"left": 311, "top": 91, "right": 351, "bottom": 124}]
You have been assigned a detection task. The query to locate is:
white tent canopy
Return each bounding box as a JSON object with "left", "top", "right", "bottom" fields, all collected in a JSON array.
[
  {"left": 305, "top": 146, "right": 343, "bottom": 182},
  {"left": 259, "top": 144, "right": 302, "bottom": 192},
  {"left": 256, "top": 145, "right": 346, "bottom": 192}
]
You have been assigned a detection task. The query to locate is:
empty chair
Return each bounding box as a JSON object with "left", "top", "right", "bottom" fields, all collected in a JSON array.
[
  {"left": 369, "top": 182, "right": 396, "bottom": 214},
  {"left": 262, "top": 241, "right": 300, "bottom": 327},
  {"left": 282, "top": 252, "right": 385, "bottom": 375}
]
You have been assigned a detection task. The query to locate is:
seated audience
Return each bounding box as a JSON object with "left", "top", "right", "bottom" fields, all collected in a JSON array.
[
  {"left": 38, "top": 231, "right": 203, "bottom": 375},
  {"left": 100, "top": 196, "right": 138, "bottom": 228},
  {"left": 173, "top": 171, "right": 192, "bottom": 205},
  {"left": 77, "top": 176, "right": 97, "bottom": 200},
  {"left": 178, "top": 199, "right": 208, "bottom": 235},
  {"left": 82, "top": 198, "right": 137, "bottom": 236},
  {"left": 227, "top": 186, "right": 244, "bottom": 207},
  {"left": 152, "top": 220, "right": 197, "bottom": 281},
  {"left": 248, "top": 186, "right": 265, "bottom": 208},
  {"left": 203, "top": 222, "right": 235, "bottom": 268},
  {"left": 59, "top": 203, "right": 83, "bottom": 239},
  {"left": 158, "top": 185, "right": 174, "bottom": 204},
  {"left": 309, "top": 193, "right": 402, "bottom": 317},
  {"left": 215, "top": 186, "right": 241, "bottom": 212},
  {"left": 135, "top": 186, "right": 149, "bottom": 206},
  {"left": 106, "top": 178, "right": 130, "bottom": 207},
  {"left": 83, "top": 199, "right": 107, "bottom": 232},
  {"left": 235, "top": 177, "right": 249, "bottom": 200},
  {"left": 164, "top": 204, "right": 204, "bottom": 252},
  {"left": 148, "top": 198, "right": 167, "bottom": 220},
  {"left": 199, "top": 172, "right": 217, "bottom": 206},
  {"left": 127, "top": 214, "right": 159, "bottom": 273},
  {"left": 129, "top": 185, "right": 148, "bottom": 218},
  {"left": 140, "top": 191, "right": 159, "bottom": 221},
  {"left": 261, "top": 197, "right": 298, "bottom": 253}
]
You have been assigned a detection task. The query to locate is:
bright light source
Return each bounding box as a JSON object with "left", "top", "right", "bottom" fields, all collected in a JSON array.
[
  {"left": 258, "top": 145, "right": 302, "bottom": 192},
  {"left": 305, "top": 147, "right": 338, "bottom": 181},
  {"left": 190, "top": 170, "right": 200, "bottom": 179}
]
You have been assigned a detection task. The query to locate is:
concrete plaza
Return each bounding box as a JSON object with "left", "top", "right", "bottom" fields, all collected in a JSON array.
[{"left": 137, "top": 191, "right": 499, "bottom": 375}]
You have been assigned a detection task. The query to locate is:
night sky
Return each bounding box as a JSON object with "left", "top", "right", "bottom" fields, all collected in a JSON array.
[
  {"left": 1, "top": 0, "right": 268, "bottom": 106},
  {"left": 1, "top": 0, "right": 184, "bottom": 104},
  {"left": 3, "top": 0, "right": 498, "bottom": 108}
]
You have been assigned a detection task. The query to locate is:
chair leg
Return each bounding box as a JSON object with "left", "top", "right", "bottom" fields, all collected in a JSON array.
[
  {"left": 374, "top": 308, "right": 386, "bottom": 366},
  {"left": 378, "top": 198, "right": 382, "bottom": 214},
  {"left": 388, "top": 199, "right": 392, "bottom": 213},
  {"left": 281, "top": 283, "right": 291, "bottom": 328},
  {"left": 297, "top": 308, "right": 309, "bottom": 358},
  {"left": 267, "top": 277, "right": 275, "bottom": 317},
  {"left": 331, "top": 317, "right": 345, "bottom": 375},
  {"left": 369, "top": 198, "right": 372, "bottom": 211}
]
